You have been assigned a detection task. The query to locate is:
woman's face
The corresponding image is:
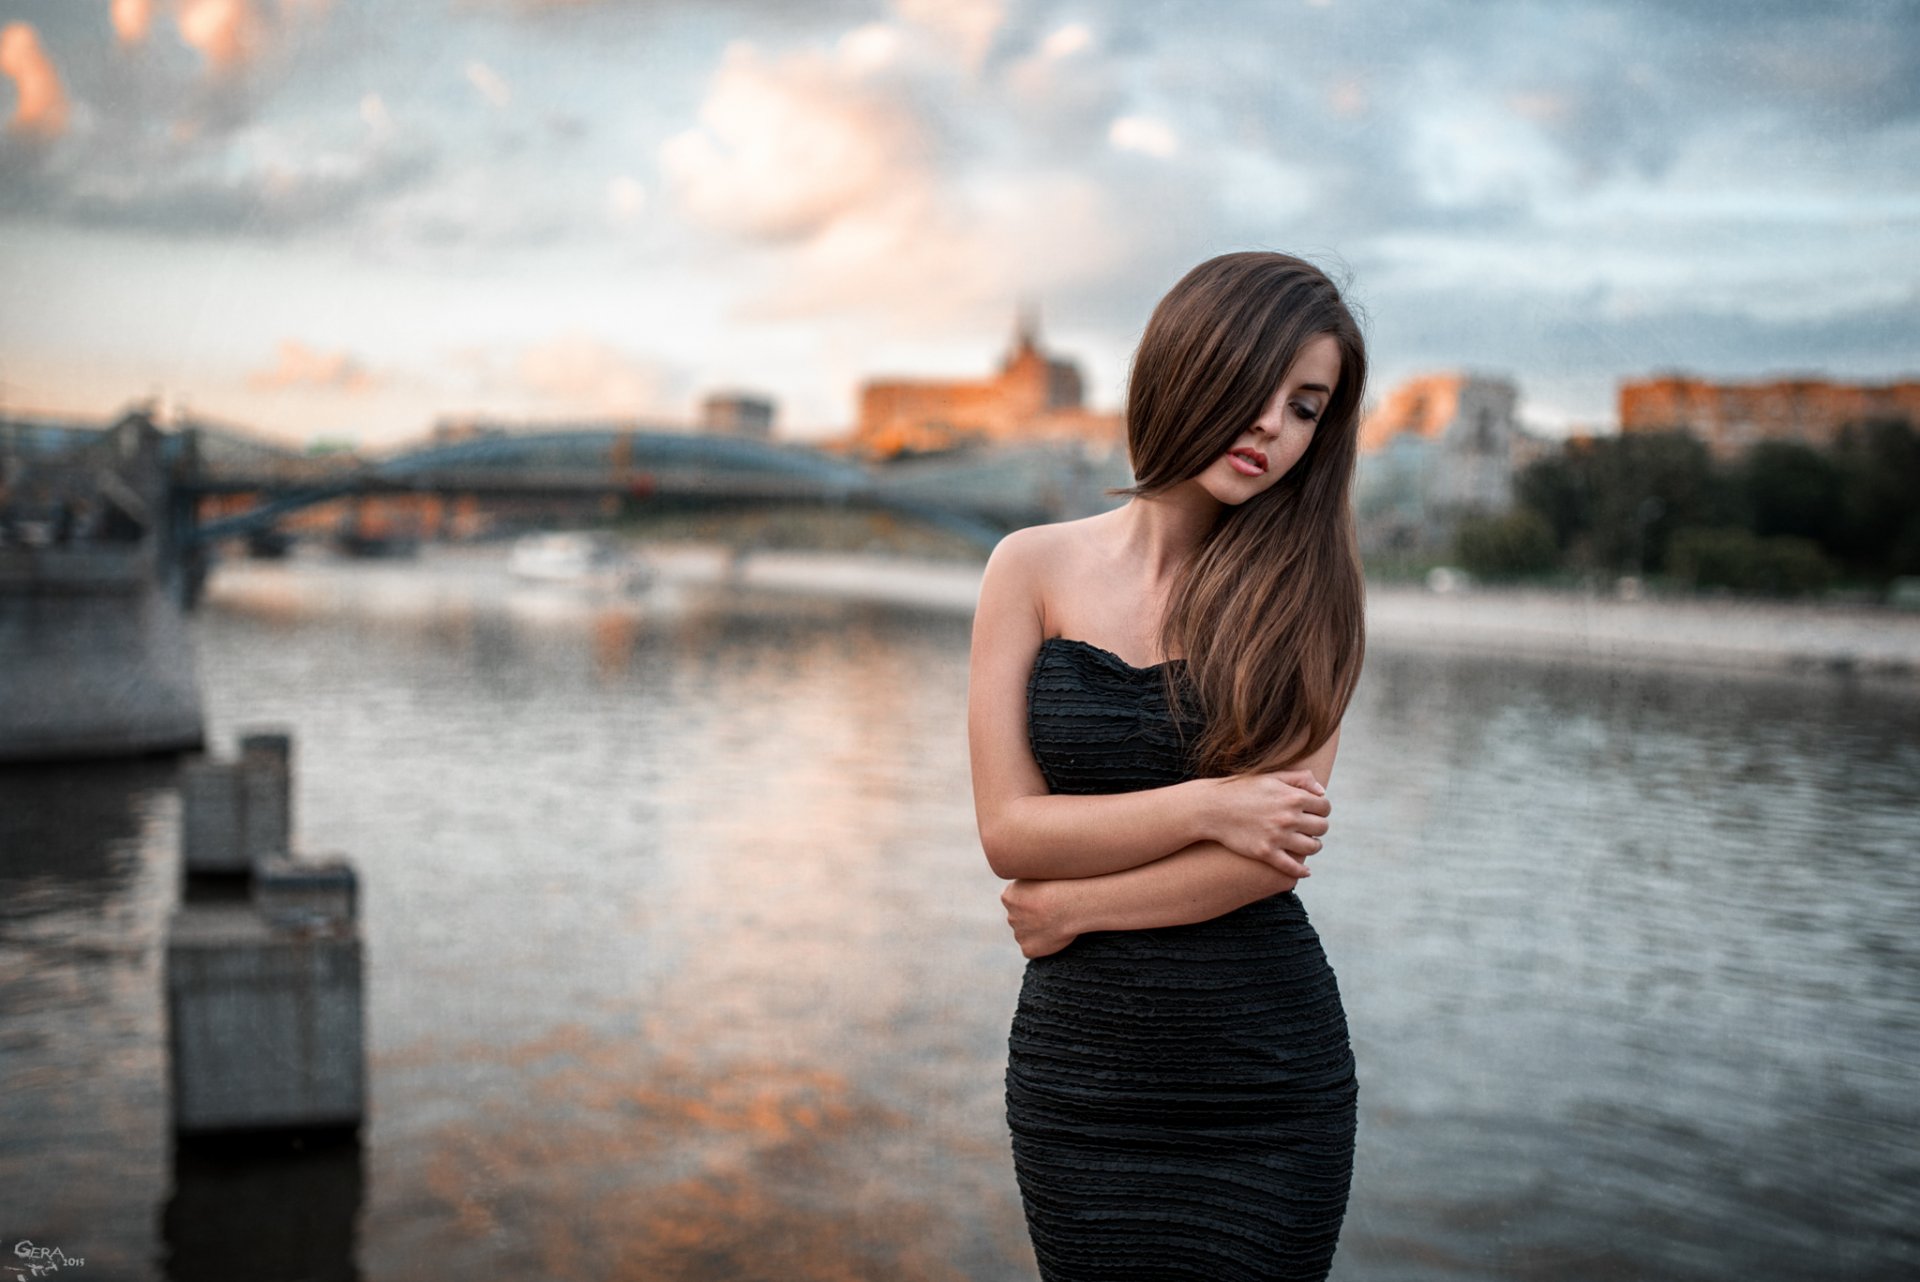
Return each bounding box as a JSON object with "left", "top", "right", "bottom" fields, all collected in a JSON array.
[{"left": 1193, "top": 332, "right": 1342, "bottom": 506}]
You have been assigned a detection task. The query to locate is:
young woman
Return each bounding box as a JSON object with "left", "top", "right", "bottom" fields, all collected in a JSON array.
[{"left": 968, "top": 251, "right": 1368, "bottom": 1281}]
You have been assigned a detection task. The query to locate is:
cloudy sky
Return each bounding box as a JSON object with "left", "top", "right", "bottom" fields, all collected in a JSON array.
[{"left": 1, "top": 0, "right": 1914, "bottom": 448}]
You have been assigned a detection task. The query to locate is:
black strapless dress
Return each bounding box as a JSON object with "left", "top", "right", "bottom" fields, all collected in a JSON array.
[{"left": 1006, "top": 636, "right": 1358, "bottom": 1281}]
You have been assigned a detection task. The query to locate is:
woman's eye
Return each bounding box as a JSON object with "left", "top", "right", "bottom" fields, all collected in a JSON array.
[{"left": 1292, "top": 403, "right": 1322, "bottom": 423}]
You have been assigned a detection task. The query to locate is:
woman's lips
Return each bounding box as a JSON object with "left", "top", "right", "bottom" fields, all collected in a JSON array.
[{"left": 1226, "top": 447, "right": 1268, "bottom": 477}]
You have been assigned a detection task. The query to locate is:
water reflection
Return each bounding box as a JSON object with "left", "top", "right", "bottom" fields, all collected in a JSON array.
[
  {"left": 0, "top": 758, "right": 169, "bottom": 915},
  {"left": 1324, "top": 643, "right": 1920, "bottom": 1281},
  {"left": 1, "top": 560, "right": 1915, "bottom": 1280},
  {"left": 163, "top": 1132, "right": 364, "bottom": 1282},
  {"left": 0, "top": 758, "right": 176, "bottom": 1279}
]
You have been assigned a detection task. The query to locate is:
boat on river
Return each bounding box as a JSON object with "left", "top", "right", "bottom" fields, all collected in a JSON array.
[{"left": 508, "top": 531, "right": 652, "bottom": 594}]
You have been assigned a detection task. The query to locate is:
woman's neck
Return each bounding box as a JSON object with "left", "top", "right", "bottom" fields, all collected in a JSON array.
[{"left": 1111, "top": 483, "right": 1221, "bottom": 583}]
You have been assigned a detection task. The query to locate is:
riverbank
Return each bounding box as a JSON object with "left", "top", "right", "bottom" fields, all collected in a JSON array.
[
  {"left": 201, "top": 543, "right": 1920, "bottom": 684},
  {"left": 1362, "top": 582, "right": 1918, "bottom": 679},
  {"left": 675, "top": 549, "right": 1920, "bottom": 682}
]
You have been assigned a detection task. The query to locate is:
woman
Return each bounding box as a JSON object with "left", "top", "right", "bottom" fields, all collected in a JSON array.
[{"left": 967, "top": 251, "right": 1368, "bottom": 1281}]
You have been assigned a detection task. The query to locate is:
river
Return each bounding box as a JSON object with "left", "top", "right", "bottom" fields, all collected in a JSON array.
[{"left": 1, "top": 546, "right": 1915, "bottom": 1280}]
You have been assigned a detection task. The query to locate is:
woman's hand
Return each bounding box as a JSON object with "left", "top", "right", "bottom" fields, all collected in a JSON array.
[
  {"left": 1202, "top": 770, "right": 1331, "bottom": 878},
  {"left": 1001, "top": 878, "right": 1081, "bottom": 959}
]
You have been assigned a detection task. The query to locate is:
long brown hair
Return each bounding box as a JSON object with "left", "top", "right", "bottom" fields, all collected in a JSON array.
[{"left": 1117, "top": 251, "right": 1369, "bottom": 776}]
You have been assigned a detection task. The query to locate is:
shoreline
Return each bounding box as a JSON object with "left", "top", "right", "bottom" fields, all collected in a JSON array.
[
  {"left": 202, "top": 544, "right": 1920, "bottom": 684},
  {"left": 1360, "top": 582, "right": 1917, "bottom": 681},
  {"left": 714, "top": 549, "right": 1920, "bottom": 682}
]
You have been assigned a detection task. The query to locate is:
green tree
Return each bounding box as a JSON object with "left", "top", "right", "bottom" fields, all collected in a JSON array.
[
  {"left": 1454, "top": 509, "right": 1559, "bottom": 579},
  {"left": 1668, "top": 526, "right": 1835, "bottom": 597},
  {"left": 1829, "top": 419, "right": 1920, "bottom": 579},
  {"left": 1514, "top": 430, "right": 1738, "bottom": 574},
  {"left": 1513, "top": 449, "right": 1587, "bottom": 553},
  {"left": 1741, "top": 441, "right": 1843, "bottom": 546}
]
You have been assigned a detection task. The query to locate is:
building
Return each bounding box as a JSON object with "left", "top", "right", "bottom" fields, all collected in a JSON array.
[
  {"left": 854, "top": 309, "right": 1123, "bottom": 458},
  {"left": 700, "top": 392, "right": 776, "bottom": 439},
  {"left": 1354, "top": 373, "right": 1525, "bottom": 552},
  {"left": 1620, "top": 374, "right": 1920, "bottom": 459}
]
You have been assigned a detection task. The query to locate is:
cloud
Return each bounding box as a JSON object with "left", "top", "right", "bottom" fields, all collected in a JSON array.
[
  {"left": 465, "top": 60, "right": 513, "bottom": 109},
  {"left": 176, "top": 0, "right": 264, "bottom": 71},
  {"left": 355, "top": 155, "right": 576, "bottom": 259},
  {"left": 360, "top": 91, "right": 392, "bottom": 135},
  {"left": 514, "top": 334, "right": 679, "bottom": 415},
  {"left": 113, "top": 0, "right": 156, "bottom": 45},
  {"left": 249, "top": 340, "right": 379, "bottom": 393},
  {"left": 0, "top": 0, "right": 434, "bottom": 242},
  {"left": 654, "top": 11, "right": 1235, "bottom": 335},
  {"left": 741, "top": 168, "right": 1136, "bottom": 332},
  {"left": 891, "top": 0, "right": 1003, "bottom": 72},
  {"left": 1, "top": 22, "right": 70, "bottom": 140},
  {"left": 1107, "top": 114, "right": 1176, "bottom": 159},
  {"left": 106, "top": 0, "right": 336, "bottom": 78},
  {"left": 468, "top": 0, "right": 879, "bottom": 29},
  {"left": 605, "top": 174, "right": 646, "bottom": 225},
  {"left": 1039, "top": 23, "right": 1091, "bottom": 61},
  {"left": 54, "top": 0, "right": 345, "bottom": 187},
  {"left": 661, "top": 39, "right": 930, "bottom": 243},
  {"left": 41, "top": 125, "right": 439, "bottom": 237}
]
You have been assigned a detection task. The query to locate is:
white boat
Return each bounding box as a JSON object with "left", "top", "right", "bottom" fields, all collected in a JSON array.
[{"left": 508, "top": 532, "right": 652, "bottom": 592}]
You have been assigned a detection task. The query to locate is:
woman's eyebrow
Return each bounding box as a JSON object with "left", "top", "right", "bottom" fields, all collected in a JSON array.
[{"left": 1293, "top": 382, "right": 1332, "bottom": 395}]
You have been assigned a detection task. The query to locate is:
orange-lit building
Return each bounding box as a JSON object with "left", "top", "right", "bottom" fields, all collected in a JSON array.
[
  {"left": 1619, "top": 374, "right": 1920, "bottom": 458},
  {"left": 1354, "top": 372, "right": 1529, "bottom": 551},
  {"left": 854, "top": 310, "right": 1123, "bottom": 457}
]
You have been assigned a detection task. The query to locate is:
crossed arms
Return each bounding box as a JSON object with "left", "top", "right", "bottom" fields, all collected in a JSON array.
[{"left": 968, "top": 529, "right": 1341, "bottom": 958}]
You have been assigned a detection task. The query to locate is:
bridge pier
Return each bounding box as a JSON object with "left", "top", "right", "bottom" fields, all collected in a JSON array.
[{"left": 167, "top": 728, "right": 367, "bottom": 1137}]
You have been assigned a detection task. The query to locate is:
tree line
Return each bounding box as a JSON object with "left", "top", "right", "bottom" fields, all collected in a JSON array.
[{"left": 1451, "top": 420, "right": 1920, "bottom": 597}]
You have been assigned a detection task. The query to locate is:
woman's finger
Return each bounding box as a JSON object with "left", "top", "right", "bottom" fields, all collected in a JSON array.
[{"left": 1269, "top": 852, "right": 1309, "bottom": 878}]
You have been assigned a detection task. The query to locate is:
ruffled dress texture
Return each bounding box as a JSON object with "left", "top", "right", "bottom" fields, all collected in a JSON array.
[{"left": 1006, "top": 636, "right": 1358, "bottom": 1281}]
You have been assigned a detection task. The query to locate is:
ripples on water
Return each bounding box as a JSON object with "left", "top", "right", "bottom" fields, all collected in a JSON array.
[{"left": 1, "top": 559, "right": 1915, "bottom": 1281}]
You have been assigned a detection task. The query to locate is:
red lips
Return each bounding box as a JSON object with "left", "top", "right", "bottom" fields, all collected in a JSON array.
[{"left": 1226, "top": 447, "right": 1268, "bottom": 476}]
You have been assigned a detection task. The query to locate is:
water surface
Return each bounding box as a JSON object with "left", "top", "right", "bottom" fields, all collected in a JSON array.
[{"left": 2, "top": 555, "right": 1915, "bottom": 1280}]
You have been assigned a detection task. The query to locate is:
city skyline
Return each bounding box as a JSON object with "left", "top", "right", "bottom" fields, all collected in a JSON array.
[{"left": 2, "top": 0, "right": 1914, "bottom": 449}]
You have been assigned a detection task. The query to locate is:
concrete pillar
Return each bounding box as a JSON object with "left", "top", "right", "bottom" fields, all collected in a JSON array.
[
  {"left": 181, "top": 731, "right": 295, "bottom": 876},
  {"left": 180, "top": 758, "right": 248, "bottom": 875},
  {"left": 239, "top": 729, "right": 293, "bottom": 863},
  {"left": 255, "top": 854, "right": 356, "bottom": 928},
  {"left": 165, "top": 901, "right": 365, "bottom": 1135}
]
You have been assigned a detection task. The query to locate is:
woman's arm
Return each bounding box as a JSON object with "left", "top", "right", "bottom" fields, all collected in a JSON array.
[
  {"left": 1001, "top": 727, "right": 1343, "bottom": 958},
  {"left": 1002, "top": 842, "right": 1295, "bottom": 957},
  {"left": 968, "top": 528, "right": 1328, "bottom": 881}
]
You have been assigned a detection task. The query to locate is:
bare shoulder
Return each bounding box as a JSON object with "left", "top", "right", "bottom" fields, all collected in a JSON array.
[
  {"left": 984, "top": 515, "right": 1106, "bottom": 600},
  {"left": 992, "top": 513, "right": 1111, "bottom": 570}
]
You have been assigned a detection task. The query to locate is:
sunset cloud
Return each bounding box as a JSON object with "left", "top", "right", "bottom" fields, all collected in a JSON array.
[
  {"left": 1, "top": 22, "right": 70, "bottom": 139},
  {"left": 661, "top": 40, "right": 928, "bottom": 243},
  {"left": 175, "top": 0, "right": 264, "bottom": 71},
  {"left": 515, "top": 334, "right": 679, "bottom": 416},
  {"left": 892, "top": 0, "right": 1002, "bottom": 72},
  {"left": 743, "top": 169, "right": 1134, "bottom": 333},
  {"left": 250, "top": 340, "right": 379, "bottom": 394},
  {"left": 112, "top": 0, "right": 156, "bottom": 45},
  {"left": 605, "top": 175, "right": 646, "bottom": 225},
  {"left": 1107, "top": 115, "right": 1177, "bottom": 159},
  {"left": 465, "top": 61, "right": 512, "bottom": 109},
  {"left": 1038, "top": 23, "right": 1091, "bottom": 62},
  {"left": 0, "top": 0, "right": 1910, "bottom": 444}
]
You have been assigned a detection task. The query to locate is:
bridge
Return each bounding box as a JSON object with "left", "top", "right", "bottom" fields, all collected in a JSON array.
[
  {"left": 7, "top": 410, "right": 1130, "bottom": 598},
  {"left": 1, "top": 410, "right": 1131, "bottom": 759},
  {"left": 174, "top": 418, "right": 1128, "bottom": 589}
]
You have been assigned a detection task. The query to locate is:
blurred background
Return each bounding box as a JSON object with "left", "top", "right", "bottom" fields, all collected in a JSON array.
[{"left": 1, "top": 1, "right": 1916, "bottom": 1279}]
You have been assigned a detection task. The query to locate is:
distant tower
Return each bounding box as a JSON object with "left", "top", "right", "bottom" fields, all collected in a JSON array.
[
  {"left": 1012, "top": 300, "right": 1041, "bottom": 358},
  {"left": 1000, "top": 301, "right": 1081, "bottom": 416}
]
